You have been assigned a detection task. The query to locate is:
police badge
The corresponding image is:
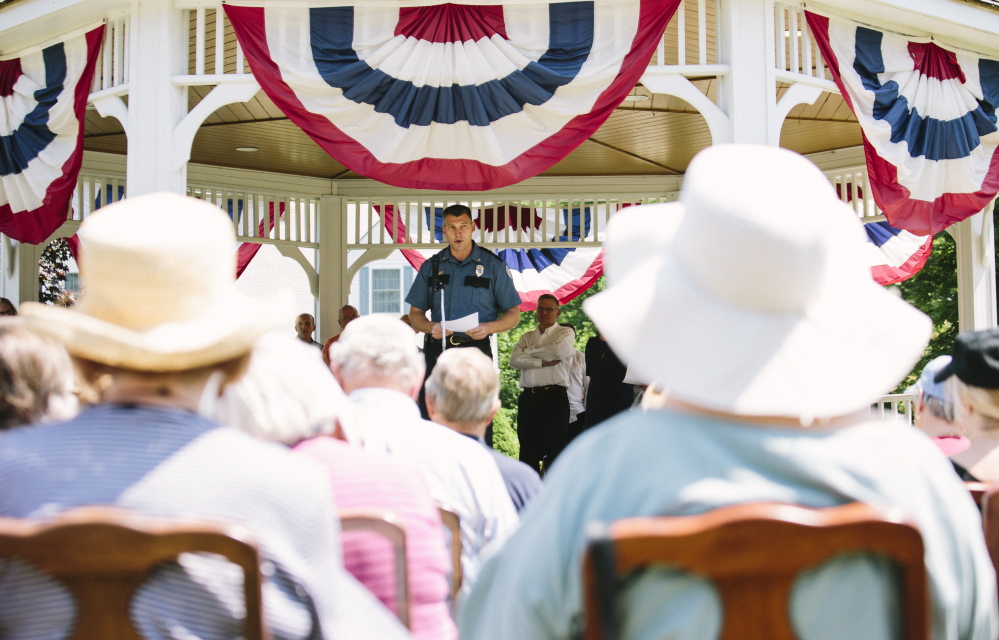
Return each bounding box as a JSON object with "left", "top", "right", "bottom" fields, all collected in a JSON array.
[{"left": 476, "top": 264, "right": 484, "bottom": 278}]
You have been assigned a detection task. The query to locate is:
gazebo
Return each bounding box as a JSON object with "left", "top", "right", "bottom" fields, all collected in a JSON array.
[{"left": 2, "top": 0, "right": 997, "bottom": 345}]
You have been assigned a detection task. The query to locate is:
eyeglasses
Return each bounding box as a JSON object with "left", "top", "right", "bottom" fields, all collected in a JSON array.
[{"left": 536, "top": 307, "right": 559, "bottom": 313}]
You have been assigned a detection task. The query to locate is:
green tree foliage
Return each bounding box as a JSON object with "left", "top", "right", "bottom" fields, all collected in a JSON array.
[
  {"left": 892, "top": 206, "right": 999, "bottom": 393},
  {"left": 892, "top": 231, "right": 958, "bottom": 392},
  {"left": 38, "top": 239, "right": 74, "bottom": 306},
  {"left": 494, "top": 277, "right": 606, "bottom": 456}
]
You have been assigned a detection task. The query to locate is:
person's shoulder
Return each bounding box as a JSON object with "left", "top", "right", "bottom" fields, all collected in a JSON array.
[
  {"left": 490, "top": 449, "right": 541, "bottom": 484},
  {"left": 472, "top": 242, "right": 505, "bottom": 264}
]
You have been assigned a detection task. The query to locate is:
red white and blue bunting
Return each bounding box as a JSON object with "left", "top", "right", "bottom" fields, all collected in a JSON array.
[
  {"left": 0, "top": 26, "right": 104, "bottom": 244},
  {"left": 806, "top": 11, "right": 999, "bottom": 236},
  {"left": 863, "top": 220, "right": 933, "bottom": 285},
  {"left": 224, "top": 1, "right": 677, "bottom": 191},
  {"left": 376, "top": 204, "right": 603, "bottom": 310}
]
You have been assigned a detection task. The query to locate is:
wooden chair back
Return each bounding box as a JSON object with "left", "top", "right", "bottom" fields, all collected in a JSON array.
[
  {"left": 437, "top": 506, "right": 462, "bottom": 606},
  {"left": 582, "top": 502, "right": 927, "bottom": 640},
  {"left": 339, "top": 508, "right": 410, "bottom": 629},
  {"left": 0, "top": 506, "right": 267, "bottom": 640},
  {"left": 965, "top": 481, "right": 999, "bottom": 580}
]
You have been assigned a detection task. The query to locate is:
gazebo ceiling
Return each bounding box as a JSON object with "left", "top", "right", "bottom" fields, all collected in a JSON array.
[{"left": 83, "top": 81, "right": 860, "bottom": 182}]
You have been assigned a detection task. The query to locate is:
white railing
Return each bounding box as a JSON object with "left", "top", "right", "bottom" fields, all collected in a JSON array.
[
  {"left": 345, "top": 194, "right": 678, "bottom": 250},
  {"left": 774, "top": 1, "right": 835, "bottom": 86},
  {"left": 183, "top": 6, "right": 251, "bottom": 79},
  {"left": 189, "top": 184, "right": 319, "bottom": 247},
  {"left": 653, "top": 0, "right": 719, "bottom": 68},
  {"left": 823, "top": 166, "right": 883, "bottom": 222},
  {"left": 90, "top": 15, "right": 129, "bottom": 95},
  {"left": 68, "top": 172, "right": 128, "bottom": 222},
  {"left": 872, "top": 393, "right": 915, "bottom": 426}
]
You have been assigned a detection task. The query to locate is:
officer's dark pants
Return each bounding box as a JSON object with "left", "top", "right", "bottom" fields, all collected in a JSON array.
[
  {"left": 517, "top": 385, "right": 569, "bottom": 475},
  {"left": 419, "top": 334, "right": 495, "bottom": 445}
]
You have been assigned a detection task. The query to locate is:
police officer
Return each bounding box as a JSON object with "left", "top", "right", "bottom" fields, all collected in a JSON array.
[{"left": 407, "top": 205, "right": 522, "bottom": 421}]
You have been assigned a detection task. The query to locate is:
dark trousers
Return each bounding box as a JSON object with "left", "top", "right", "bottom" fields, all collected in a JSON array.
[
  {"left": 517, "top": 385, "right": 569, "bottom": 475},
  {"left": 419, "top": 334, "right": 495, "bottom": 444}
]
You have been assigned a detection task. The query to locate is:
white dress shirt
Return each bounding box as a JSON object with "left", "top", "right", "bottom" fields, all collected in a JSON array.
[
  {"left": 509, "top": 324, "right": 577, "bottom": 388},
  {"left": 347, "top": 387, "right": 518, "bottom": 604},
  {"left": 561, "top": 348, "right": 587, "bottom": 422}
]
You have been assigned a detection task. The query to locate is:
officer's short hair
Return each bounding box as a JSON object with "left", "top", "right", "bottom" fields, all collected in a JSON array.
[
  {"left": 442, "top": 204, "right": 472, "bottom": 221},
  {"left": 537, "top": 294, "right": 559, "bottom": 307},
  {"left": 329, "top": 315, "right": 424, "bottom": 388},
  {"left": 425, "top": 348, "right": 498, "bottom": 427}
]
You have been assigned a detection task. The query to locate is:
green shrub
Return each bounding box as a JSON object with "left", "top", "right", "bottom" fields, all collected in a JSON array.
[{"left": 492, "top": 407, "right": 519, "bottom": 458}]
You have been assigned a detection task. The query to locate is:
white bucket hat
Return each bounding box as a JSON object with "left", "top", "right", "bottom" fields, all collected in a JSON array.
[
  {"left": 584, "top": 144, "right": 931, "bottom": 419},
  {"left": 22, "top": 192, "right": 291, "bottom": 372}
]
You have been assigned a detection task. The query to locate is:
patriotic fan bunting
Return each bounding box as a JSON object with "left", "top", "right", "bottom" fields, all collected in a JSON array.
[
  {"left": 806, "top": 11, "right": 999, "bottom": 236},
  {"left": 863, "top": 220, "right": 934, "bottom": 285},
  {"left": 224, "top": 1, "right": 678, "bottom": 190},
  {"left": 375, "top": 204, "right": 603, "bottom": 310},
  {"left": 0, "top": 27, "right": 104, "bottom": 244}
]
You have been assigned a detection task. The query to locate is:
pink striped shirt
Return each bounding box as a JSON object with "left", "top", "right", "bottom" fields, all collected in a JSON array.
[{"left": 294, "top": 436, "right": 456, "bottom": 640}]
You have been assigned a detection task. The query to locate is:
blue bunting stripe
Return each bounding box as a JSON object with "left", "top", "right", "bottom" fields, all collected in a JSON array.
[
  {"left": 0, "top": 26, "right": 104, "bottom": 244},
  {"left": 225, "top": 1, "right": 679, "bottom": 190},
  {"left": 309, "top": 4, "right": 592, "bottom": 128},
  {"left": 852, "top": 27, "right": 998, "bottom": 162},
  {"left": 0, "top": 44, "right": 66, "bottom": 177},
  {"left": 863, "top": 220, "right": 933, "bottom": 285},
  {"left": 806, "top": 10, "right": 999, "bottom": 236}
]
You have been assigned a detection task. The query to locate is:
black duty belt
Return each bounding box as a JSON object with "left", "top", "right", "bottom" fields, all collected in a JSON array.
[
  {"left": 524, "top": 385, "right": 567, "bottom": 394},
  {"left": 449, "top": 334, "right": 477, "bottom": 346}
]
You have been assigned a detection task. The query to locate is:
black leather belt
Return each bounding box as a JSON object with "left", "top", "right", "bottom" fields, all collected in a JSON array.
[
  {"left": 449, "top": 334, "right": 476, "bottom": 346},
  {"left": 525, "top": 385, "right": 567, "bottom": 394}
]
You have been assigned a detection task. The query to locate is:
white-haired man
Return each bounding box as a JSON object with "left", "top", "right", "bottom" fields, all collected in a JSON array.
[
  {"left": 329, "top": 314, "right": 517, "bottom": 602},
  {"left": 425, "top": 348, "right": 542, "bottom": 513}
]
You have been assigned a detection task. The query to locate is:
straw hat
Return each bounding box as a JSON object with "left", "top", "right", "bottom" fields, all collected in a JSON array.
[
  {"left": 584, "top": 144, "right": 931, "bottom": 419},
  {"left": 21, "top": 192, "right": 291, "bottom": 371}
]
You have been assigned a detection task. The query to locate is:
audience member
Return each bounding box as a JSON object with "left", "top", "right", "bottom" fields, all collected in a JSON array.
[
  {"left": 558, "top": 321, "right": 587, "bottom": 444},
  {"left": 912, "top": 355, "right": 969, "bottom": 459},
  {"left": 510, "top": 294, "right": 576, "bottom": 473},
  {"left": 425, "top": 348, "right": 542, "bottom": 513},
  {"left": 459, "top": 145, "right": 997, "bottom": 640},
  {"left": 0, "top": 297, "right": 16, "bottom": 316},
  {"left": 0, "top": 318, "right": 77, "bottom": 431},
  {"left": 329, "top": 314, "right": 517, "bottom": 603},
  {"left": 295, "top": 312, "right": 322, "bottom": 349},
  {"left": 584, "top": 333, "right": 633, "bottom": 428},
  {"left": 203, "top": 333, "right": 455, "bottom": 640},
  {"left": 322, "top": 304, "right": 359, "bottom": 365},
  {"left": 5, "top": 193, "right": 409, "bottom": 640},
  {"left": 936, "top": 330, "right": 999, "bottom": 483}
]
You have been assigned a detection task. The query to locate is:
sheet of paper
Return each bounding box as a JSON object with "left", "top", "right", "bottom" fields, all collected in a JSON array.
[{"left": 445, "top": 312, "right": 479, "bottom": 333}]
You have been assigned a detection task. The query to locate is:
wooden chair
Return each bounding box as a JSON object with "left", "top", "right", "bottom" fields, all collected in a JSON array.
[
  {"left": 0, "top": 505, "right": 267, "bottom": 640},
  {"left": 338, "top": 508, "right": 410, "bottom": 629},
  {"left": 437, "top": 506, "right": 462, "bottom": 606},
  {"left": 965, "top": 481, "right": 999, "bottom": 580},
  {"left": 582, "top": 502, "right": 928, "bottom": 640}
]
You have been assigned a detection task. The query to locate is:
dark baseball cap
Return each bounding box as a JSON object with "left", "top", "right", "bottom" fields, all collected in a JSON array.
[{"left": 934, "top": 329, "right": 999, "bottom": 389}]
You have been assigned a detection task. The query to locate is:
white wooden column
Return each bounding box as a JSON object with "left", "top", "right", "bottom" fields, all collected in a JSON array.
[
  {"left": 953, "top": 208, "right": 998, "bottom": 332},
  {"left": 318, "top": 196, "right": 349, "bottom": 341},
  {"left": 0, "top": 237, "right": 45, "bottom": 306},
  {"left": 716, "top": 0, "right": 779, "bottom": 145},
  {"left": 124, "top": 0, "right": 189, "bottom": 195}
]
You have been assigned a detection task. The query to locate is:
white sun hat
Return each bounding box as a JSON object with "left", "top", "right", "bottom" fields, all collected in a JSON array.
[
  {"left": 21, "top": 192, "right": 291, "bottom": 371},
  {"left": 584, "top": 144, "right": 932, "bottom": 419}
]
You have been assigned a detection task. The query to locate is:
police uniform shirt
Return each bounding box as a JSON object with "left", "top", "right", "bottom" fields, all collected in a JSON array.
[{"left": 406, "top": 242, "right": 522, "bottom": 330}]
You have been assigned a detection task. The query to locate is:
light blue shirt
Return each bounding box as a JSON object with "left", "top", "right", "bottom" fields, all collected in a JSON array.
[{"left": 459, "top": 408, "right": 998, "bottom": 640}]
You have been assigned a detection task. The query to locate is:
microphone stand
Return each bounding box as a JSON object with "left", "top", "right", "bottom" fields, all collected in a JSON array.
[{"left": 429, "top": 254, "right": 446, "bottom": 352}]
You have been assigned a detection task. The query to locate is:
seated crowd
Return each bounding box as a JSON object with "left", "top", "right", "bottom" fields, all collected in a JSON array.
[{"left": 0, "top": 145, "right": 997, "bottom": 640}]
